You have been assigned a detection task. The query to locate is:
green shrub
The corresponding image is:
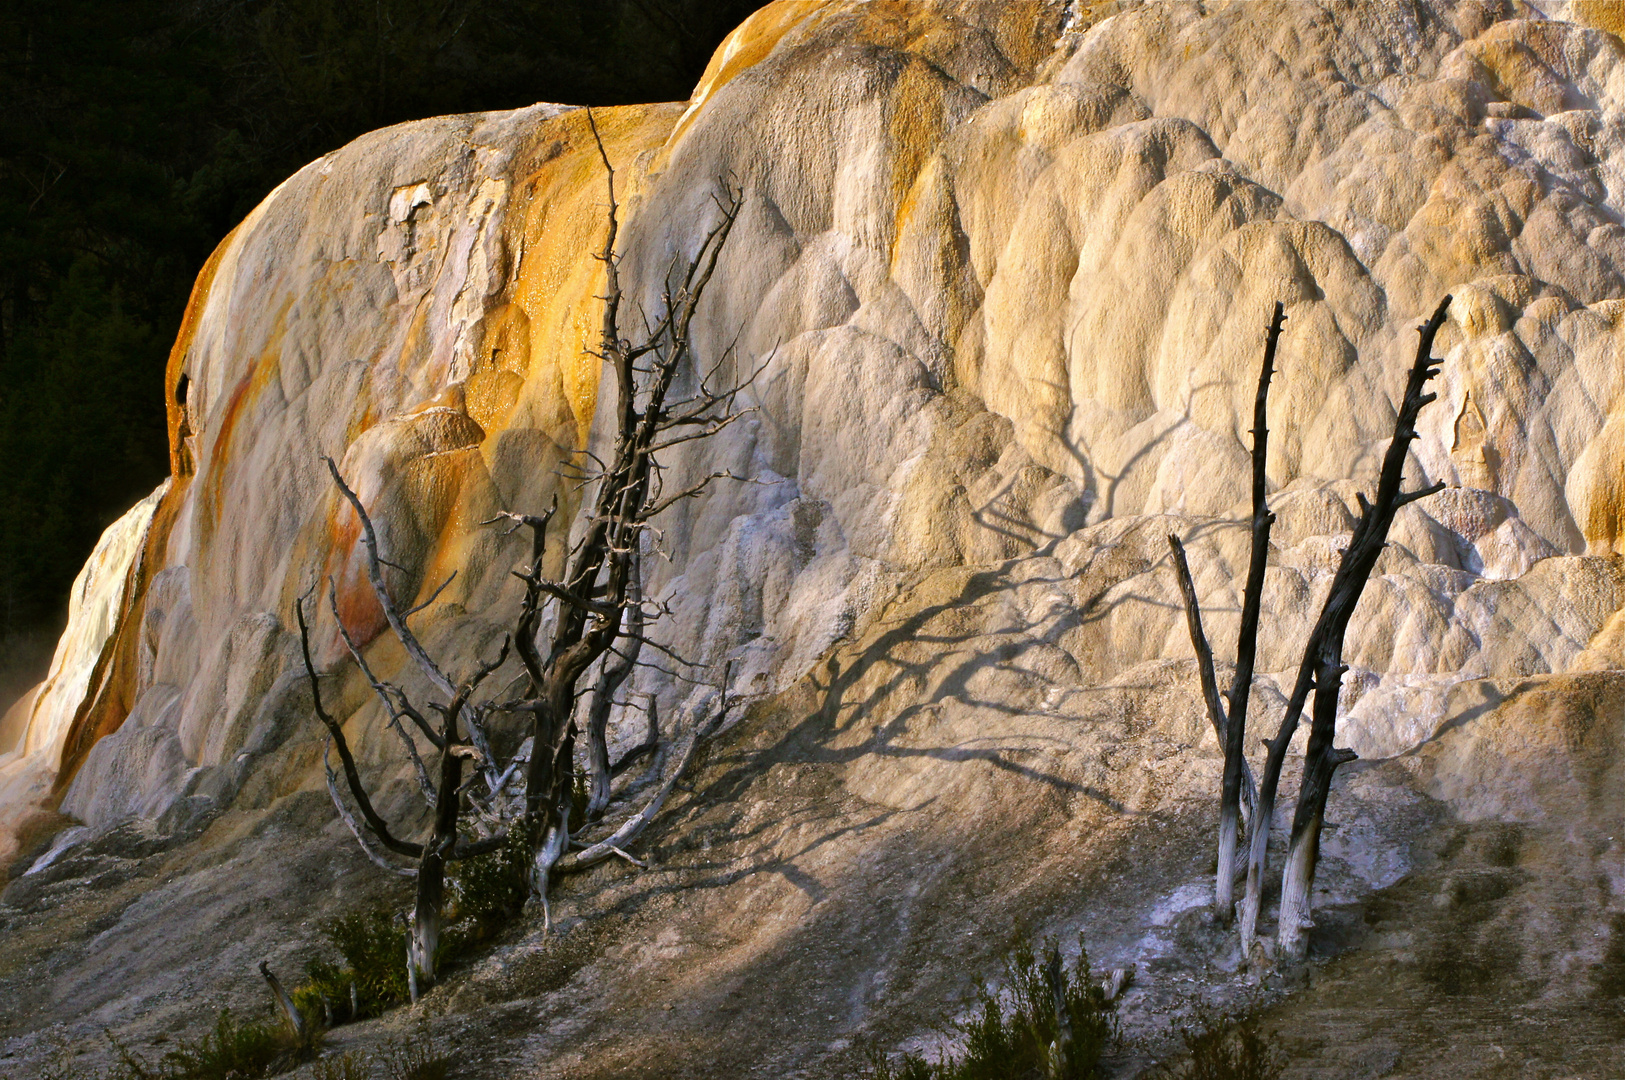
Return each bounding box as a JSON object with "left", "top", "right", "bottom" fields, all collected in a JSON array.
[
  {"left": 1152, "top": 1009, "right": 1285, "bottom": 1080},
  {"left": 380, "top": 1024, "right": 448, "bottom": 1080},
  {"left": 159, "top": 1009, "right": 319, "bottom": 1079},
  {"left": 311, "top": 1052, "right": 370, "bottom": 1080},
  {"left": 296, "top": 910, "right": 411, "bottom": 1021},
  {"left": 294, "top": 822, "right": 539, "bottom": 1024},
  {"left": 446, "top": 824, "right": 531, "bottom": 930},
  {"left": 91, "top": 1010, "right": 319, "bottom": 1080},
  {"left": 571, "top": 769, "right": 591, "bottom": 829},
  {"left": 866, "top": 938, "right": 1116, "bottom": 1080}
]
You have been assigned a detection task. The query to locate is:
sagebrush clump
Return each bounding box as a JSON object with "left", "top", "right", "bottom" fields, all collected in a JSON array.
[
  {"left": 29, "top": 1010, "right": 321, "bottom": 1080},
  {"left": 865, "top": 938, "right": 1116, "bottom": 1080},
  {"left": 296, "top": 909, "right": 412, "bottom": 1020},
  {"left": 1152, "top": 1009, "right": 1286, "bottom": 1080},
  {"left": 295, "top": 825, "right": 532, "bottom": 1021}
]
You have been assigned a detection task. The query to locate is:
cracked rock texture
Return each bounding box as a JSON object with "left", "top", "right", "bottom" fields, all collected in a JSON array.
[{"left": 4, "top": 2, "right": 1625, "bottom": 1077}]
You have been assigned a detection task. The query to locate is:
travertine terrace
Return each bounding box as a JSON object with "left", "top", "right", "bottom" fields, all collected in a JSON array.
[{"left": 3, "top": 2, "right": 1625, "bottom": 1076}]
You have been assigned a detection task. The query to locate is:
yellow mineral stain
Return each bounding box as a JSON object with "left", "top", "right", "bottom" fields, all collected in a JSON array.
[
  {"left": 467, "top": 302, "right": 532, "bottom": 433},
  {"left": 1573, "top": 411, "right": 1625, "bottom": 555},
  {"left": 1573, "top": 0, "right": 1625, "bottom": 39},
  {"left": 507, "top": 104, "right": 679, "bottom": 446},
  {"left": 669, "top": 0, "right": 837, "bottom": 149},
  {"left": 888, "top": 57, "right": 950, "bottom": 230}
]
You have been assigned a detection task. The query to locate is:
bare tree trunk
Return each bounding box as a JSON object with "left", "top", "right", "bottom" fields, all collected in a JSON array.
[
  {"left": 523, "top": 693, "right": 573, "bottom": 907},
  {"left": 529, "top": 726, "right": 576, "bottom": 931},
  {"left": 409, "top": 731, "right": 466, "bottom": 986},
  {"left": 295, "top": 106, "right": 752, "bottom": 978},
  {"left": 1239, "top": 676, "right": 1306, "bottom": 953},
  {"left": 1237, "top": 636, "right": 1325, "bottom": 953},
  {"left": 585, "top": 564, "right": 642, "bottom": 820},
  {"left": 511, "top": 110, "right": 747, "bottom": 906},
  {"left": 1166, "top": 306, "right": 1281, "bottom": 924},
  {"left": 1275, "top": 662, "right": 1357, "bottom": 958},
  {"left": 1167, "top": 538, "right": 1259, "bottom": 820},
  {"left": 1215, "top": 301, "right": 1284, "bottom": 923},
  {"left": 1271, "top": 296, "right": 1451, "bottom": 961}
]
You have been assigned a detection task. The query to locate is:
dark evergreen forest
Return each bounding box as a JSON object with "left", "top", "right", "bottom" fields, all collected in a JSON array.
[{"left": 0, "top": 0, "right": 762, "bottom": 696}]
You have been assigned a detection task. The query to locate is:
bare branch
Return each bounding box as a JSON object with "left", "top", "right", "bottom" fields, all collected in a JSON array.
[
  {"left": 325, "top": 457, "right": 456, "bottom": 700},
  {"left": 1394, "top": 480, "right": 1447, "bottom": 509},
  {"left": 403, "top": 571, "right": 457, "bottom": 618},
  {"left": 558, "top": 666, "right": 734, "bottom": 874},
  {"left": 328, "top": 578, "right": 439, "bottom": 807},
  {"left": 643, "top": 469, "right": 765, "bottom": 519},
  {"left": 612, "top": 629, "right": 706, "bottom": 671},
  {"left": 464, "top": 634, "right": 512, "bottom": 696},
  {"left": 259, "top": 963, "right": 309, "bottom": 1043},
  {"left": 607, "top": 846, "right": 649, "bottom": 869},
  {"left": 1166, "top": 534, "right": 1228, "bottom": 744},
  {"left": 646, "top": 410, "right": 755, "bottom": 453},
  {"left": 296, "top": 593, "right": 423, "bottom": 859},
  {"left": 451, "top": 830, "right": 512, "bottom": 860},
  {"left": 509, "top": 572, "right": 624, "bottom": 619},
  {"left": 323, "top": 738, "right": 417, "bottom": 876}
]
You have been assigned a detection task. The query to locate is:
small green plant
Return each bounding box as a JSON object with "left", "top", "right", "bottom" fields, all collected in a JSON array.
[
  {"left": 94, "top": 1010, "right": 319, "bottom": 1080},
  {"left": 865, "top": 937, "right": 1116, "bottom": 1080},
  {"left": 446, "top": 823, "right": 531, "bottom": 932},
  {"left": 571, "top": 768, "right": 591, "bottom": 830},
  {"left": 296, "top": 827, "right": 535, "bottom": 1023},
  {"left": 312, "top": 1051, "right": 371, "bottom": 1080},
  {"left": 296, "top": 910, "right": 412, "bottom": 1021},
  {"left": 380, "top": 1024, "right": 448, "bottom": 1080},
  {"left": 161, "top": 1010, "right": 313, "bottom": 1078},
  {"left": 1152, "top": 1008, "right": 1285, "bottom": 1080}
]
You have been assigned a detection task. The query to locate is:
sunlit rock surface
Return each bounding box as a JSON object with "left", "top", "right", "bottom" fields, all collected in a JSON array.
[
  {"left": 0, "top": 486, "right": 164, "bottom": 863},
  {"left": 6, "top": 2, "right": 1625, "bottom": 1075}
]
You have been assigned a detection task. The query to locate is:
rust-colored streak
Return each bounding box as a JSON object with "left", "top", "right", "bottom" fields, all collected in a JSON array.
[
  {"left": 198, "top": 305, "right": 291, "bottom": 547},
  {"left": 166, "top": 226, "right": 241, "bottom": 478},
  {"left": 324, "top": 505, "right": 388, "bottom": 650},
  {"left": 52, "top": 476, "right": 190, "bottom": 794}
]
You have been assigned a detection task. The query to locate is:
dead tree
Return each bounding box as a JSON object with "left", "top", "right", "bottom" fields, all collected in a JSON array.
[
  {"left": 295, "top": 457, "right": 512, "bottom": 993},
  {"left": 297, "top": 108, "right": 753, "bottom": 987},
  {"left": 582, "top": 562, "right": 645, "bottom": 821},
  {"left": 1270, "top": 297, "right": 1450, "bottom": 960},
  {"left": 1166, "top": 301, "right": 1283, "bottom": 923},
  {"left": 487, "top": 110, "right": 754, "bottom": 922},
  {"left": 1237, "top": 296, "right": 1452, "bottom": 960}
]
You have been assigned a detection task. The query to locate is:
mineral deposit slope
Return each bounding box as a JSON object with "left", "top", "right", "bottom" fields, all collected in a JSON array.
[{"left": 4, "top": 3, "right": 1625, "bottom": 1076}]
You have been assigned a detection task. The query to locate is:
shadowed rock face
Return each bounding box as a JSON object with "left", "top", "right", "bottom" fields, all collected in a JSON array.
[{"left": 5, "top": 2, "right": 1625, "bottom": 1076}]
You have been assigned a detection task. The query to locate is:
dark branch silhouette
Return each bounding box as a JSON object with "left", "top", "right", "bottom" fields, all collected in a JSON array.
[{"left": 1239, "top": 295, "right": 1452, "bottom": 960}]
